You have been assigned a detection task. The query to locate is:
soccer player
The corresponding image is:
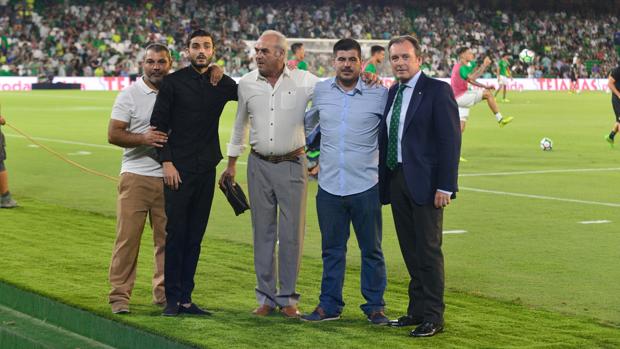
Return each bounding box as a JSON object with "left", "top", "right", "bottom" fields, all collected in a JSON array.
[
  {"left": 570, "top": 55, "right": 580, "bottom": 94},
  {"left": 494, "top": 53, "right": 512, "bottom": 102},
  {"left": 0, "top": 114, "right": 17, "bottom": 208},
  {"left": 363, "top": 45, "right": 385, "bottom": 74},
  {"left": 288, "top": 42, "right": 308, "bottom": 71},
  {"left": 605, "top": 63, "right": 620, "bottom": 146},
  {"left": 451, "top": 47, "right": 513, "bottom": 135}
]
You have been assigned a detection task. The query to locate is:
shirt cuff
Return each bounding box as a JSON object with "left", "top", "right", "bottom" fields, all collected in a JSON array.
[
  {"left": 437, "top": 189, "right": 452, "bottom": 196},
  {"left": 227, "top": 143, "right": 246, "bottom": 157}
]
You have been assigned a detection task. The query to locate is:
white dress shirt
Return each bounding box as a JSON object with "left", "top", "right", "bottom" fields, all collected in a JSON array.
[{"left": 228, "top": 67, "right": 321, "bottom": 157}]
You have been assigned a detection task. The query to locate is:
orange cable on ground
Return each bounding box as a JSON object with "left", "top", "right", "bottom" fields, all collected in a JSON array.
[{"left": 4, "top": 122, "right": 119, "bottom": 183}]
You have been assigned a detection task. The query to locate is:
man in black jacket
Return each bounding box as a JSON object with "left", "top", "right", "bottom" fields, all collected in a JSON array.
[{"left": 150, "top": 29, "right": 237, "bottom": 316}]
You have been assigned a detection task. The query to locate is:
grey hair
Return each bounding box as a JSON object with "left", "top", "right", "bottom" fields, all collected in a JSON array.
[{"left": 260, "top": 30, "right": 288, "bottom": 56}]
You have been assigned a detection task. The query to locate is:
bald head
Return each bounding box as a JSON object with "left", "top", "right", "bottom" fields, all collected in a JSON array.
[{"left": 255, "top": 30, "right": 288, "bottom": 78}]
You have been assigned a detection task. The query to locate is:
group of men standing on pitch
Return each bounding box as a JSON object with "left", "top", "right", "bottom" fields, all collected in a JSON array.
[{"left": 107, "top": 28, "right": 461, "bottom": 338}]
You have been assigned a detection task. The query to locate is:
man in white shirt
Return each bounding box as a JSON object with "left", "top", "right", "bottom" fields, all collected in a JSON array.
[
  {"left": 107, "top": 44, "right": 171, "bottom": 314},
  {"left": 220, "top": 30, "right": 320, "bottom": 318}
]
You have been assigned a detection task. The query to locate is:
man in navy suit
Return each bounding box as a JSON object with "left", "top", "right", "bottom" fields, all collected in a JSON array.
[{"left": 378, "top": 36, "right": 461, "bottom": 337}]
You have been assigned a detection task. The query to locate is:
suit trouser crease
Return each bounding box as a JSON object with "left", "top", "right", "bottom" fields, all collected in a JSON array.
[
  {"left": 163, "top": 169, "right": 216, "bottom": 305},
  {"left": 316, "top": 185, "right": 386, "bottom": 315},
  {"left": 109, "top": 173, "right": 166, "bottom": 306},
  {"left": 248, "top": 153, "right": 307, "bottom": 307},
  {"left": 389, "top": 168, "right": 445, "bottom": 324}
]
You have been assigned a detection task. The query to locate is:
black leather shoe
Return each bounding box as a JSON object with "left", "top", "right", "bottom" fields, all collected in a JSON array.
[
  {"left": 180, "top": 303, "right": 212, "bottom": 316},
  {"left": 410, "top": 322, "right": 444, "bottom": 337},
  {"left": 388, "top": 315, "right": 424, "bottom": 327},
  {"left": 162, "top": 303, "right": 180, "bottom": 317}
]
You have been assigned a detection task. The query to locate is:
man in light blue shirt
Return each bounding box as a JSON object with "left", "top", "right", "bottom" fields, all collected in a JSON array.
[{"left": 301, "top": 38, "right": 389, "bottom": 324}]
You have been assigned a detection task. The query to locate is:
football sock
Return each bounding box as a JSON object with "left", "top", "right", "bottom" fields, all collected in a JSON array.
[
  {"left": 495, "top": 112, "right": 503, "bottom": 121},
  {"left": 610, "top": 131, "right": 616, "bottom": 140}
]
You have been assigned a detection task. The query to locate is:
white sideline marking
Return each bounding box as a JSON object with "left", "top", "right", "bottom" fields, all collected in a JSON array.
[
  {"left": 579, "top": 220, "right": 612, "bottom": 224},
  {"left": 5, "top": 133, "right": 249, "bottom": 165},
  {"left": 461, "top": 186, "right": 620, "bottom": 208},
  {"left": 68, "top": 151, "right": 92, "bottom": 156},
  {"left": 6, "top": 133, "right": 118, "bottom": 150},
  {"left": 10, "top": 132, "right": 616, "bottom": 174},
  {"left": 460, "top": 167, "right": 620, "bottom": 177},
  {"left": 443, "top": 230, "right": 467, "bottom": 234}
]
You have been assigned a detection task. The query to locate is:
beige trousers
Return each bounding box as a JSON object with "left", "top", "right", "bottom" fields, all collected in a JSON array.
[{"left": 109, "top": 172, "right": 167, "bottom": 307}]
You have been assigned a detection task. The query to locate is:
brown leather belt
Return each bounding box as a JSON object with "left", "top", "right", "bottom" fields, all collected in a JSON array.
[{"left": 251, "top": 147, "right": 305, "bottom": 163}]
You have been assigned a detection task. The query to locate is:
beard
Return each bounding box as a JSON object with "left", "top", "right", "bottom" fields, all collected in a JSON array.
[
  {"left": 190, "top": 55, "right": 211, "bottom": 69},
  {"left": 144, "top": 73, "right": 164, "bottom": 88},
  {"left": 337, "top": 70, "right": 358, "bottom": 86}
]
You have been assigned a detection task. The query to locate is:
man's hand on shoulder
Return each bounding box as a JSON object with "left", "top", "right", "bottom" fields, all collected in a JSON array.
[
  {"left": 361, "top": 71, "right": 383, "bottom": 87},
  {"left": 207, "top": 64, "right": 224, "bottom": 86}
]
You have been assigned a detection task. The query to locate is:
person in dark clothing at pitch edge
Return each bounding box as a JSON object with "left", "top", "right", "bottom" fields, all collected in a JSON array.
[{"left": 150, "top": 29, "right": 238, "bottom": 316}]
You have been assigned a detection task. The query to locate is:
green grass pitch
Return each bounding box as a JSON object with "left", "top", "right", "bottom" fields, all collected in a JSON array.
[{"left": 0, "top": 90, "right": 619, "bottom": 348}]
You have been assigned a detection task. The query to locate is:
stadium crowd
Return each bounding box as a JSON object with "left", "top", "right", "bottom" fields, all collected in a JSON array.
[{"left": 0, "top": 0, "right": 617, "bottom": 78}]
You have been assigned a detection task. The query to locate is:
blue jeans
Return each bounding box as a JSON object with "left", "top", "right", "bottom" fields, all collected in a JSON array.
[{"left": 316, "top": 185, "right": 386, "bottom": 315}]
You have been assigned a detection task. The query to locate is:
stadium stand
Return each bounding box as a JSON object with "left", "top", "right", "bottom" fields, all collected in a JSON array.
[{"left": 0, "top": 0, "right": 618, "bottom": 78}]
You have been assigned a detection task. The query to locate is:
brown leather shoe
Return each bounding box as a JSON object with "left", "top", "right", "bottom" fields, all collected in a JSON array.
[
  {"left": 252, "top": 304, "right": 275, "bottom": 316},
  {"left": 280, "top": 305, "right": 301, "bottom": 318}
]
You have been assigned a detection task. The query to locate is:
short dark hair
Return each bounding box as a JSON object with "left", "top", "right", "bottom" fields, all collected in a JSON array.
[
  {"left": 145, "top": 42, "right": 169, "bottom": 54},
  {"left": 291, "top": 42, "right": 304, "bottom": 54},
  {"left": 186, "top": 29, "right": 214, "bottom": 48},
  {"left": 333, "top": 38, "right": 361, "bottom": 59},
  {"left": 144, "top": 42, "right": 171, "bottom": 61},
  {"left": 456, "top": 47, "right": 470, "bottom": 57},
  {"left": 387, "top": 35, "right": 422, "bottom": 58},
  {"left": 371, "top": 45, "right": 385, "bottom": 55}
]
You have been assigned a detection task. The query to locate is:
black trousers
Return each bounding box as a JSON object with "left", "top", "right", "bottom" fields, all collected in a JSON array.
[
  {"left": 389, "top": 167, "right": 445, "bottom": 324},
  {"left": 612, "top": 94, "right": 620, "bottom": 122},
  {"left": 163, "top": 168, "right": 216, "bottom": 305}
]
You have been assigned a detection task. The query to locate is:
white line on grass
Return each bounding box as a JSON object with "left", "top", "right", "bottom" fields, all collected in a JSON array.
[
  {"left": 460, "top": 167, "right": 620, "bottom": 177},
  {"left": 17, "top": 132, "right": 618, "bottom": 176},
  {"left": 6, "top": 133, "right": 250, "bottom": 164},
  {"left": 6, "top": 134, "right": 118, "bottom": 150},
  {"left": 461, "top": 186, "right": 620, "bottom": 208},
  {"left": 443, "top": 230, "right": 467, "bottom": 234},
  {"left": 579, "top": 220, "right": 612, "bottom": 224},
  {"left": 67, "top": 151, "right": 92, "bottom": 156}
]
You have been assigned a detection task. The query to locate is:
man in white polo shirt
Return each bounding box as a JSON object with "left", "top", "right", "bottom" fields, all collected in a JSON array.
[{"left": 107, "top": 44, "right": 172, "bottom": 314}]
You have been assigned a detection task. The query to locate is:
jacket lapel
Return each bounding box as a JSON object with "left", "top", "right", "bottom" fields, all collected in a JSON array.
[{"left": 403, "top": 72, "right": 427, "bottom": 133}]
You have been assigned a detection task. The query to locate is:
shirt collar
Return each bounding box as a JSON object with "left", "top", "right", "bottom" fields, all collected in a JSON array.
[
  {"left": 330, "top": 77, "right": 363, "bottom": 95},
  {"left": 400, "top": 70, "right": 422, "bottom": 91},
  {"left": 188, "top": 65, "right": 209, "bottom": 80},
  {"left": 137, "top": 76, "right": 157, "bottom": 95}
]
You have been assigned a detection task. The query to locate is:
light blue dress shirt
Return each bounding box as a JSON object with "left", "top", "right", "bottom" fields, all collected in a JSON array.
[{"left": 305, "top": 77, "right": 388, "bottom": 196}]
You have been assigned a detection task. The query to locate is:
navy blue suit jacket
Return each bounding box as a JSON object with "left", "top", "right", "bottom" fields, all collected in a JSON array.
[{"left": 378, "top": 72, "right": 461, "bottom": 205}]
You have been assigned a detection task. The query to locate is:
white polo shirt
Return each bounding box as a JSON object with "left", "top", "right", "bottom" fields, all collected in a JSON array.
[{"left": 110, "top": 77, "right": 162, "bottom": 177}]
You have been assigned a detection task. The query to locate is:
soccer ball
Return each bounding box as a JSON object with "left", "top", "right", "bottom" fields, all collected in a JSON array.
[
  {"left": 540, "top": 137, "right": 553, "bottom": 151},
  {"left": 519, "top": 49, "right": 535, "bottom": 64}
]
